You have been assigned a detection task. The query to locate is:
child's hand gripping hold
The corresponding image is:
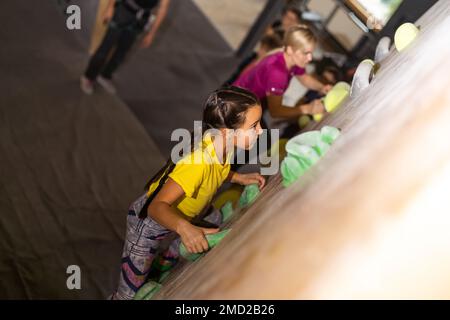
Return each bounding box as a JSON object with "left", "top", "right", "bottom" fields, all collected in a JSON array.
[
  {"left": 177, "top": 221, "right": 219, "bottom": 254},
  {"left": 231, "top": 172, "right": 266, "bottom": 190}
]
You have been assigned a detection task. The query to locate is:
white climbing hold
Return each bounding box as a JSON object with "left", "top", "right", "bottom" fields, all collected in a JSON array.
[
  {"left": 375, "top": 36, "right": 391, "bottom": 63},
  {"left": 350, "top": 59, "right": 375, "bottom": 98}
]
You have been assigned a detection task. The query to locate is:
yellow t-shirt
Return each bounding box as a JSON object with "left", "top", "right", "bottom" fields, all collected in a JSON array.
[{"left": 147, "top": 134, "right": 232, "bottom": 218}]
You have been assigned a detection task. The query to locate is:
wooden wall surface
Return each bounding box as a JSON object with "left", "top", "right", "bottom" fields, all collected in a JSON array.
[{"left": 155, "top": 0, "right": 450, "bottom": 299}]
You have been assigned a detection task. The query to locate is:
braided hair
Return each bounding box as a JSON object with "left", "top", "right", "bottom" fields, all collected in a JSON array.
[{"left": 144, "top": 86, "right": 260, "bottom": 191}]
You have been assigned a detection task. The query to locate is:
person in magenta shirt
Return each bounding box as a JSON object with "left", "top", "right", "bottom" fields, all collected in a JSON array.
[{"left": 234, "top": 25, "right": 331, "bottom": 126}]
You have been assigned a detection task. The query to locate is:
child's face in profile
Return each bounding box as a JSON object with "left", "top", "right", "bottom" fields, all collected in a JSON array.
[
  {"left": 322, "top": 70, "right": 337, "bottom": 85},
  {"left": 233, "top": 105, "right": 263, "bottom": 150}
]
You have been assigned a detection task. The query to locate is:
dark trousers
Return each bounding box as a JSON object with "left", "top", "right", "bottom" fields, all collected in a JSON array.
[{"left": 84, "top": 23, "right": 141, "bottom": 80}]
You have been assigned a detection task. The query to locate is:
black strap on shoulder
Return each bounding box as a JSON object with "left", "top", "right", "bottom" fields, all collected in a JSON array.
[
  {"left": 138, "top": 161, "right": 220, "bottom": 228},
  {"left": 138, "top": 162, "right": 176, "bottom": 219}
]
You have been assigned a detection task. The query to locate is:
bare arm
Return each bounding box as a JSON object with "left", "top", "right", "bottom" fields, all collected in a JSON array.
[
  {"left": 228, "top": 171, "right": 266, "bottom": 189},
  {"left": 141, "top": 0, "right": 170, "bottom": 47},
  {"left": 106, "top": 0, "right": 115, "bottom": 11},
  {"left": 102, "top": 0, "right": 115, "bottom": 24},
  {"left": 147, "top": 177, "right": 188, "bottom": 232},
  {"left": 150, "top": 0, "right": 170, "bottom": 34},
  {"left": 297, "top": 74, "right": 331, "bottom": 94},
  {"left": 267, "top": 95, "right": 326, "bottom": 118},
  {"left": 147, "top": 177, "right": 218, "bottom": 253},
  {"left": 266, "top": 95, "right": 309, "bottom": 119}
]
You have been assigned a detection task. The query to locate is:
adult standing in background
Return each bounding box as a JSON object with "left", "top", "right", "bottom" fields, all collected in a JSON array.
[{"left": 80, "top": 0, "right": 170, "bottom": 95}]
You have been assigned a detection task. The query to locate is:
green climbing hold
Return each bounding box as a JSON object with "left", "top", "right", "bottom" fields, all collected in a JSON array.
[
  {"left": 220, "top": 201, "right": 234, "bottom": 223},
  {"left": 158, "top": 270, "right": 171, "bottom": 283},
  {"left": 281, "top": 156, "right": 305, "bottom": 187},
  {"left": 286, "top": 130, "right": 321, "bottom": 150},
  {"left": 134, "top": 281, "right": 162, "bottom": 300},
  {"left": 312, "top": 140, "right": 330, "bottom": 157},
  {"left": 179, "top": 246, "right": 202, "bottom": 262},
  {"left": 281, "top": 127, "right": 340, "bottom": 186},
  {"left": 238, "top": 184, "right": 260, "bottom": 208},
  {"left": 298, "top": 114, "right": 311, "bottom": 129},
  {"left": 151, "top": 260, "right": 174, "bottom": 273},
  {"left": 179, "top": 229, "right": 231, "bottom": 261},
  {"left": 281, "top": 145, "right": 317, "bottom": 187},
  {"left": 320, "top": 126, "right": 340, "bottom": 145},
  {"left": 287, "top": 143, "right": 320, "bottom": 167}
]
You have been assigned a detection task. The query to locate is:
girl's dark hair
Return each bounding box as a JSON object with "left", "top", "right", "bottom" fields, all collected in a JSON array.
[
  {"left": 144, "top": 86, "right": 260, "bottom": 191},
  {"left": 202, "top": 85, "right": 260, "bottom": 132},
  {"left": 315, "top": 58, "right": 342, "bottom": 83}
]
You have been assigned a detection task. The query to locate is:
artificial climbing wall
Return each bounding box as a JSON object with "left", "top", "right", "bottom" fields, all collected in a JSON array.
[{"left": 155, "top": 0, "right": 450, "bottom": 299}]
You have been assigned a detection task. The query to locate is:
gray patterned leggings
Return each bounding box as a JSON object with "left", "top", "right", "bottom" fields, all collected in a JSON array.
[{"left": 111, "top": 192, "right": 222, "bottom": 300}]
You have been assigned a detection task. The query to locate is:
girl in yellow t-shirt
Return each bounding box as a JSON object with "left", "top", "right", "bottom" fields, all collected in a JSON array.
[{"left": 112, "top": 86, "right": 266, "bottom": 299}]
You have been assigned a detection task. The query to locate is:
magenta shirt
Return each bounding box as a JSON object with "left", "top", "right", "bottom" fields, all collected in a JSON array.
[{"left": 233, "top": 51, "right": 306, "bottom": 100}]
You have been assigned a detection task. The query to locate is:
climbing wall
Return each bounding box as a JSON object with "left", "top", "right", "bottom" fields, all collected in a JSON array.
[{"left": 155, "top": 0, "right": 450, "bottom": 299}]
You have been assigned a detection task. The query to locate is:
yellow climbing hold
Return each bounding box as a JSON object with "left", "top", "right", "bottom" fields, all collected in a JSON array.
[
  {"left": 212, "top": 185, "right": 243, "bottom": 210},
  {"left": 361, "top": 59, "right": 375, "bottom": 66},
  {"left": 323, "top": 82, "right": 350, "bottom": 113},
  {"left": 270, "top": 138, "right": 289, "bottom": 160},
  {"left": 298, "top": 115, "right": 311, "bottom": 129},
  {"left": 395, "top": 23, "right": 419, "bottom": 52},
  {"left": 313, "top": 113, "right": 323, "bottom": 122}
]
